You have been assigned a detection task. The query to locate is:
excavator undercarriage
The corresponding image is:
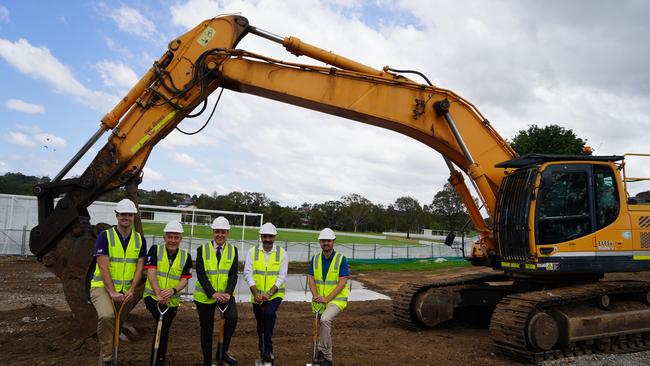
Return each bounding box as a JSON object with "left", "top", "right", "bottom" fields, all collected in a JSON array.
[{"left": 393, "top": 272, "right": 650, "bottom": 362}]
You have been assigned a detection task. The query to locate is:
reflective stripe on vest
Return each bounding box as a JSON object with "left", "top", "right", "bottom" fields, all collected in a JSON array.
[
  {"left": 251, "top": 245, "right": 285, "bottom": 301},
  {"left": 312, "top": 252, "right": 348, "bottom": 312},
  {"left": 144, "top": 244, "right": 188, "bottom": 307},
  {"left": 90, "top": 227, "right": 142, "bottom": 292},
  {"left": 193, "top": 242, "right": 235, "bottom": 304}
]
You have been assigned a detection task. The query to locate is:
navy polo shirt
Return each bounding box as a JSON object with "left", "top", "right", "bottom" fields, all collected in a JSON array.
[
  {"left": 93, "top": 227, "right": 147, "bottom": 258},
  {"left": 308, "top": 250, "right": 349, "bottom": 278}
]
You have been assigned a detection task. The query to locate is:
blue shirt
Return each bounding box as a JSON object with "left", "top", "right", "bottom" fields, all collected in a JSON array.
[
  {"left": 308, "top": 250, "right": 349, "bottom": 278},
  {"left": 93, "top": 227, "right": 147, "bottom": 258}
]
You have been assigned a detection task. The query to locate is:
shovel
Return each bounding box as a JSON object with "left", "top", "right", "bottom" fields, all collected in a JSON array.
[
  {"left": 306, "top": 305, "right": 322, "bottom": 366},
  {"left": 151, "top": 302, "right": 170, "bottom": 366},
  {"left": 112, "top": 299, "right": 127, "bottom": 366},
  {"left": 255, "top": 301, "right": 273, "bottom": 366},
  {"left": 217, "top": 301, "right": 229, "bottom": 366}
]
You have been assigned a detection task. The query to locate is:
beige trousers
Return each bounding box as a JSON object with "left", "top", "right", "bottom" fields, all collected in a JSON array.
[
  {"left": 317, "top": 303, "right": 342, "bottom": 361},
  {"left": 90, "top": 287, "right": 138, "bottom": 364}
]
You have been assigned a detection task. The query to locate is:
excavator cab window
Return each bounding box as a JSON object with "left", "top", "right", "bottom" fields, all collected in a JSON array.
[
  {"left": 536, "top": 165, "right": 593, "bottom": 244},
  {"left": 535, "top": 163, "right": 620, "bottom": 245},
  {"left": 594, "top": 165, "right": 619, "bottom": 229}
]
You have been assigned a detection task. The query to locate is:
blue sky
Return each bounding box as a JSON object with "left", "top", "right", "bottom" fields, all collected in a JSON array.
[{"left": 1, "top": 0, "right": 649, "bottom": 206}]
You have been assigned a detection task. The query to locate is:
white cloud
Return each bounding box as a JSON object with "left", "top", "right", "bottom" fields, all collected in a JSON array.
[
  {"left": 15, "top": 124, "right": 42, "bottom": 134},
  {"left": 104, "top": 37, "right": 133, "bottom": 58},
  {"left": 170, "top": 152, "right": 203, "bottom": 168},
  {"left": 95, "top": 60, "right": 139, "bottom": 89},
  {"left": 4, "top": 125, "right": 67, "bottom": 149},
  {"left": 0, "top": 38, "right": 117, "bottom": 110},
  {"left": 108, "top": 5, "right": 156, "bottom": 38},
  {"left": 169, "top": 178, "right": 219, "bottom": 195},
  {"left": 0, "top": 160, "right": 8, "bottom": 173},
  {"left": 0, "top": 5, "right": 8, "bottom": 23},
  {"left": 4, "top": 98, "right": 45, "bottom": 114},
  {"left": 34, "top": 133, "right": 67, "bottom": 148},
  {"left": 143, "top": 167, "right": 164, "bottom": 181},
  {"left": 6, "top": 132, "right": 35, "bottom": 147}
]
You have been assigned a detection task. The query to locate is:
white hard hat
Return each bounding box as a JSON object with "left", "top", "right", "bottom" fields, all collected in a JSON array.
[
  {"left": 318, "top": 228, "right": 336, "bottom": 240},
  {"left": 164, "top": 220, "right": 183, "bottom": 234},
  {"left": 115, "top": 198, "right": 138, "bottom": 213},
  {"left": 259, "top": 222, "right": 277, "bottom": 235},
  {"left": 211, "top": 216, "right": 230, "bottom": 230}
]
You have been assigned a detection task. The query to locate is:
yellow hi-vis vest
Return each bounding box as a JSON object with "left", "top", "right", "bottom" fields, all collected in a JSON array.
[
  {"left": 251, "top": 245, "right": 285, "bottom": 302},
  {"left": 312, "top": 252, "right": 349, "bottom": 312},
  {"left": 193, "top": 242, "right": 235, "bottom": 304},
  {"left": 90, "top": 227, "right": 142, "bottom": 292},
  {"left": 144, "top": 244, "right": 189, "bottom": 307}
]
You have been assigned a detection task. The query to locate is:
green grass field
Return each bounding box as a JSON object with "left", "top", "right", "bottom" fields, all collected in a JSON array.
[
  {"left": 141, "top": 222, "right": 420, "bottom": 246},
  {"left": 347, "top": 258, "right": 470, "bottom": 271}
]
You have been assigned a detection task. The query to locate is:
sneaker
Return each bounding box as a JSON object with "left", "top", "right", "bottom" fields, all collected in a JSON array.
[
  {"left": 219, "top": 351, "right": 238, "bottom": 365},
  {"left": 122, "top": 323, "right": 139, "bottom": 336},
  {"left": 119, "top": 331, "right": 130, "bottom": 342},
  {"left": 262, "top": 352, "right": 274, "bottom": 362}
]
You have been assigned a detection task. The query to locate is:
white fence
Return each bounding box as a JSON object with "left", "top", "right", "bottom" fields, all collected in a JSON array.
[{"left": 2, "top": 226, "right": 470, "bottom": 260}]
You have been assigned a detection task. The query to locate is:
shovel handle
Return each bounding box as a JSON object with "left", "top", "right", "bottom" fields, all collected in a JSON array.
[
  {"left": 112, "top": 299, "right": 127, "bottom": 365},
  {"left": 152, "top": 302, "right": 170, "bottom": 365}
]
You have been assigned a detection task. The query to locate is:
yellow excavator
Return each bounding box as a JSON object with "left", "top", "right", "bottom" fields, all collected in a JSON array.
[{"left": 29, "top": 15, "right": 650, "bottom": 362}]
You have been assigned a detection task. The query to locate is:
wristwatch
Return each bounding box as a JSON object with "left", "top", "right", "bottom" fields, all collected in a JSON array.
[{"left": 172, "top": 288, "right": 178, "bottom": 294}]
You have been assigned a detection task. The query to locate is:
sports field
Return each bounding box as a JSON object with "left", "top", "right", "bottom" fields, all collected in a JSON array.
[{"left": 141, "top": 222, "right": 428, "bottom": 246}]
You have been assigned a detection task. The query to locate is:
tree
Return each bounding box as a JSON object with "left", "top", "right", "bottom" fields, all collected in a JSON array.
[
  {"left": 340, "top": 193, "right": 373, "bottom": 232},
  {"left": 510, "top": 124, "right": 586, "bottom": 155},
  {"left": 309, "top": 200, "right": 343, "bottom": 230},
  {"left": 393, "top": 196, "right": 422, "bottom": 238},
  {"left": 0, "top": 172, "right": 50, "bottom": 195},
  {"left": 429, "top": 183, "right": 469, "bottom": 232}
]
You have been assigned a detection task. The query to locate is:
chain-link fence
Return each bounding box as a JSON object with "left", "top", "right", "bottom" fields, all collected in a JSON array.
[{"left": 2, "top": 227, "right": 470, "bottom": 260}]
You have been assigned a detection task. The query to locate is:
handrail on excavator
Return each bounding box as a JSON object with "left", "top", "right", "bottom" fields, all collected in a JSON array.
[{"left": 622, "top": 153, "right": 650, "bottom": 202}]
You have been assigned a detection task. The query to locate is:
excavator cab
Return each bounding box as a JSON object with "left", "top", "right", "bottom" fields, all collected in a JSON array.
[{"left": 494, "top": 154, "right": 650, "bottom": 275}]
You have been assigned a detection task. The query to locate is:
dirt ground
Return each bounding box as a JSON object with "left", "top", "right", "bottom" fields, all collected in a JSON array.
[{"left": 2, "top": 256, "right": 649, "bottom": 366}]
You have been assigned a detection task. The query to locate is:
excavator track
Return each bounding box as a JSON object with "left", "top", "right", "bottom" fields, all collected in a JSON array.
[
  {"left": 490, "top": 281, "right": 650, "bottom": 363},
  {"left": 393, "top": 271, "right": 509, "bottom": 330}
]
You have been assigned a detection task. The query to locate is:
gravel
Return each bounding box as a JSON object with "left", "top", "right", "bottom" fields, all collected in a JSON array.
[{"left": 540, "top": 351, "right": 650, "bottom": 366}]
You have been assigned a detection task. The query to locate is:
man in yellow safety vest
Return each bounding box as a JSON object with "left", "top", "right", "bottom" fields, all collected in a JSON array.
[
  {"left": 308, "top": 228, "right": 349, "bottom": 366},
  {"left": 89, "top": 198, "right": 147, "bottom": 366},
  {"left": 194, "top": 216, "right": 239, "bottom": 365},
  {"left": 244, "top": 222, "right": 288, "bottom": 364},
  {"left": 143, "top": 220, "right": 192, "bottom": 365}
]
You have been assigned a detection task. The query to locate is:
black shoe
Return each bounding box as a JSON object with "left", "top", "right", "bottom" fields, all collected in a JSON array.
[
  {"left": 315, "top": 350, "right": 324, "bottom": 362},
  {"left": 219, "top": 351, "right": 238, "bottom": 365},
  {"left": 321, "top": 359, "right": 332, "bottom": 366}
]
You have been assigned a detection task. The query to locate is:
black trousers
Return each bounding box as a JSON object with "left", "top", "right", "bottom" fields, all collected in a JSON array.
[
  {"left": 195, "top": 297, "right": 238, "bottom": 366},
  {"left": 252, "top": 297, "right": 283, "bottom": 358},
  {"left": 144, "top": 296, "right": 178, "bottom": 366}
]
